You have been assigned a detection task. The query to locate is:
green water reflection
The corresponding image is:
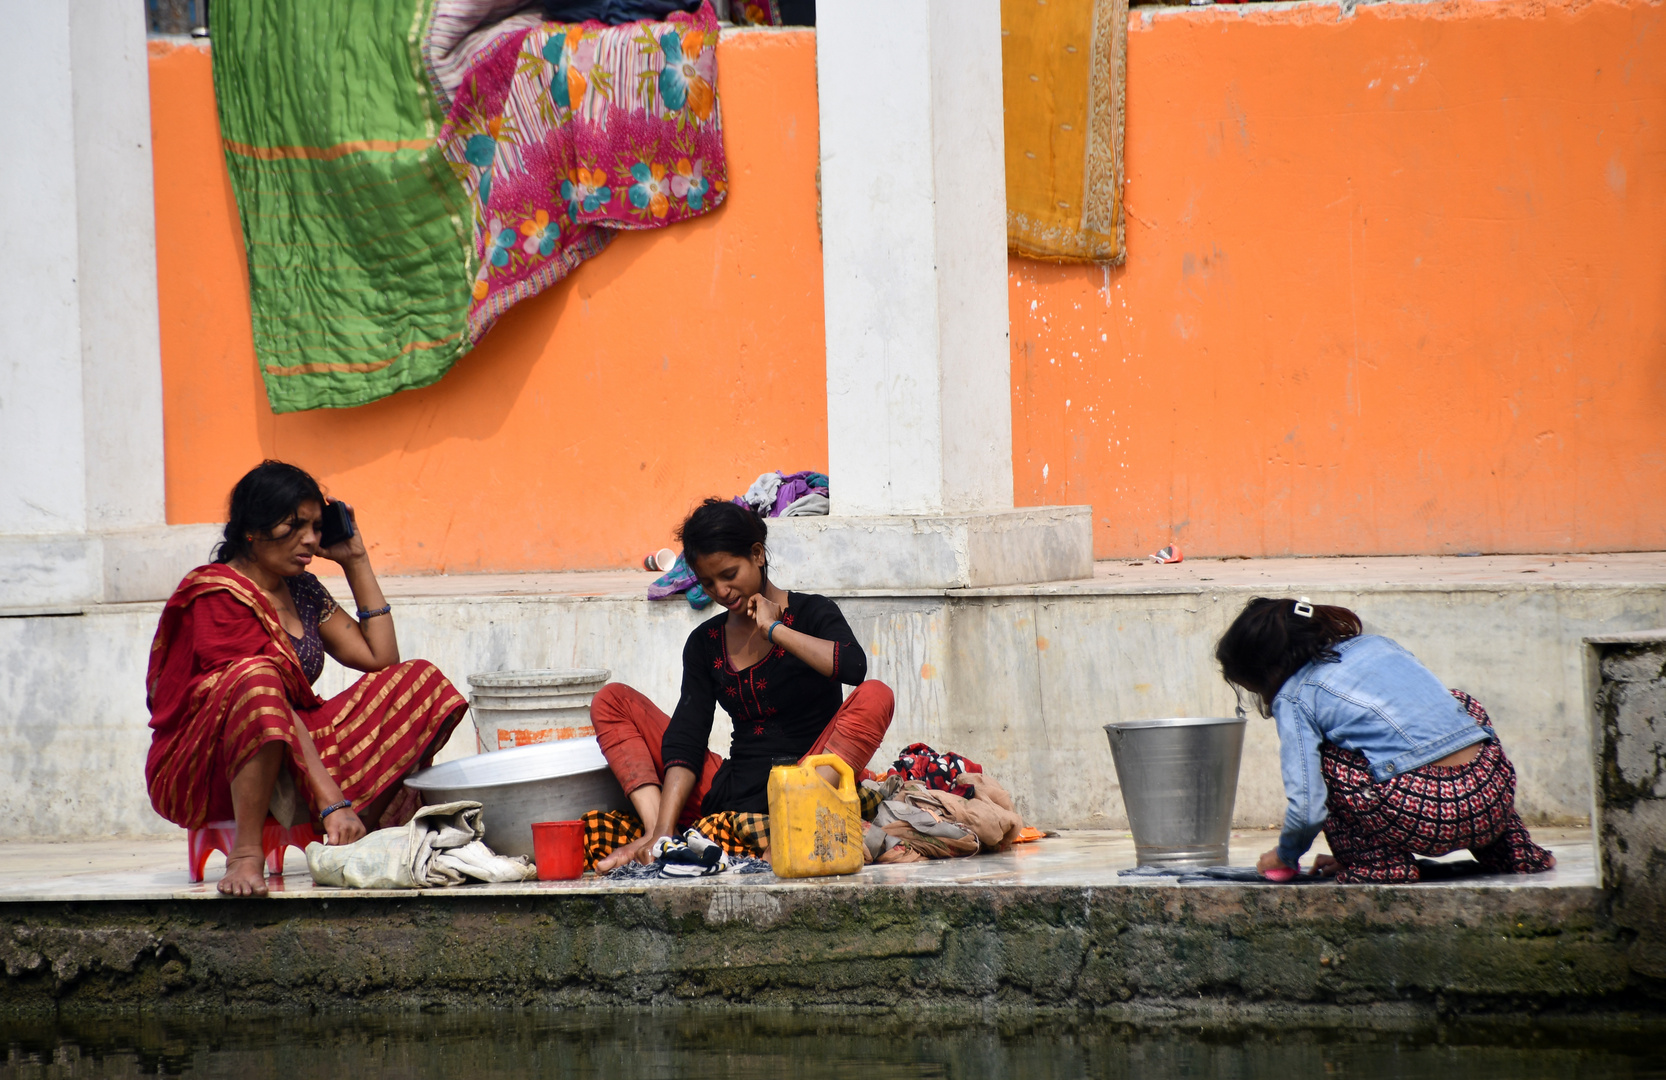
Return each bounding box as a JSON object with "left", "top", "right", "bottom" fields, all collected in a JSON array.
[{"left": 2, "top": 1011, "right": 1663, "bottom": 1078}]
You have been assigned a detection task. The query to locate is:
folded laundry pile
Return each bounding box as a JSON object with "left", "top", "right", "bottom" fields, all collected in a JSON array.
[
  {"left": 732, "top": 470, "right": 830, "bottom": 518},
  {"left": 305, "top": 801, "right": 536, "bottom": 889}
]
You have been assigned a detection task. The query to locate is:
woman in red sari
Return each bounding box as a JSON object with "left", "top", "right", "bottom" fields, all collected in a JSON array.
[{"left": 146, "top": 461, "right": 467, "bottom": 896}]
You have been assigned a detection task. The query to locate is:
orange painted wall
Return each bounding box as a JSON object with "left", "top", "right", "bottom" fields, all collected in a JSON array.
[
  {"left": 1012, "top": 0, "right": 1666, "bottom": 557},
  {"left": 150, "top": 31, "right": 828, "bottom": 574},
  {"left": 151, "top": 0, "right": 1666, "bottom": 571}
]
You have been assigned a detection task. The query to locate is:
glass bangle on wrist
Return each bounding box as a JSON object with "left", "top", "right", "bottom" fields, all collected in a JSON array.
[
  {"left": 357, "top": 604, "right": 392, "bottom": 620},
  {"left": 320, "top": 799, "right": 353, "bottom": 820},
  {"left": 767, "top": 619, "right": 785, "bottom": 643}
]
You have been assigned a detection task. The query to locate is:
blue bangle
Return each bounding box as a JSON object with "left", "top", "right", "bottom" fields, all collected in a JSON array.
[
  {"left": 357, "top": 604, "right": 391, "bottom": 621},
  {"left": 320, "top": 799, "right": 353, "bottom": 821},
  {"left": 767, "top": 619, "right": 785, "bottom": 643}
]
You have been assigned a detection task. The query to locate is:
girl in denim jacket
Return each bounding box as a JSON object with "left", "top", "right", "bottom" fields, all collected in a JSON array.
[{"left": 1216, "top": 597, "right": 1555, "bottom": 884}]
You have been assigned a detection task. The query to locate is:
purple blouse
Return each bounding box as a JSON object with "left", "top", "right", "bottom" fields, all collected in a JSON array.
[{"left": 283, "top": 572, "right": 338, "bottom": 683}]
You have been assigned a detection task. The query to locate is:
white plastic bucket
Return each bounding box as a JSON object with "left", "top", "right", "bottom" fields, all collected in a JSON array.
[{"left": 467, "top": 668, "right": 610, "bottom": 752}]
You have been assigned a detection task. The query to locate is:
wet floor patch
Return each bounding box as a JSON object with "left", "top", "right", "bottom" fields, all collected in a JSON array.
[{"left": 1, "top": 1011, "right": 1664, "bottom": 1079}]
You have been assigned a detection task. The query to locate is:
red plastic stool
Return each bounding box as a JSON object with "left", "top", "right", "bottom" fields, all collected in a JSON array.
[{"left": 187, "top": 818, "right": 321, "bottom": 883}]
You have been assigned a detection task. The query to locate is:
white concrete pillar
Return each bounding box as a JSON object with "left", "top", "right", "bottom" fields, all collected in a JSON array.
[
  {"left": 770, "top": 0, "right": 1091, "bottom": 588},
  {"left": 0, "top": 2, "right": 219, "bottom": 611},
  {"left": 818, "top": 0, "right": 1014, "bottom": 516}
]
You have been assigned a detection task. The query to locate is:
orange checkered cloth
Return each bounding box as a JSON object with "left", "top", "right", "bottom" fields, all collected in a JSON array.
[{"left": 582, "top": 809, "right": 770, "bottom": 871}]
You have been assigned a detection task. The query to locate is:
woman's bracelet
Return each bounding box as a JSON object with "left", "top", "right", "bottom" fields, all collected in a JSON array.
[
  {"left": 357, "top": 604, "right": 392, "bottom": 621},
  {"left": 320, "top": 799, "right": 353, "bottom": 820},
  {"left": 767, "top": 619, "right": 785, "bottom": 643}
]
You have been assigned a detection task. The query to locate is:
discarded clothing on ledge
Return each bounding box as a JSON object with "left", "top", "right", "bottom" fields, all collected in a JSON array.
[
  {"left": 862, "top": 771, "right": 1026, "bottom": 864},
  {"left": 733, "top": 471, "right": 830, "bottom": 518},
  {"left": 645, "top": 552, "right": 712, "bottom": 609},
  {"left": 885, "top": 743, "right": 986, "bottom": 800},
  {"left": 305, "top": 801, "right": 536, "bottom": 889}
]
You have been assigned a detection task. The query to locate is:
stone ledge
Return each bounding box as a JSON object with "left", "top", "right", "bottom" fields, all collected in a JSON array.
[
  {"left": 766, "top": 506, "right": 1092, "bottom": 589},
  {"left": 0, "top": 524, "right": 222, "bottom": 612},
  {"left": 0, "top": 879, "right": 1648, "bottom": 1016}
]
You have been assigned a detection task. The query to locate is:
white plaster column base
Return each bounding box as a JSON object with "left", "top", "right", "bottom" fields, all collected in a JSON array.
[
  {"left": 0, "top": 525, "right": 224, "bottom": 613},
  {"left": 766, "top": 507, "right": 1093, "bottom": 591}
]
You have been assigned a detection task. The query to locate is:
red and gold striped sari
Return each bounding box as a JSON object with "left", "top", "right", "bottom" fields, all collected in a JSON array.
[{"left": 144, "top": 564, "right": 466, "bottom": 828}]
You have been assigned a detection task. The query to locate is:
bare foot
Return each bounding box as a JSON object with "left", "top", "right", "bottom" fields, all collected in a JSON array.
[{"left": 217, "top": 853, "right": 270, "bottom": 897}]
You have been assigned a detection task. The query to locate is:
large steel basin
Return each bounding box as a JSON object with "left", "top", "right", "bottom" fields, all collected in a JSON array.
[{"left": 404, "top": 737, "right": 629, "bottom": 858}]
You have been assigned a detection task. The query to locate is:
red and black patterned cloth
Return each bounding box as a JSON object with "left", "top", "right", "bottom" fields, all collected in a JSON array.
[
  {"left": 581, "top": 808, "right": 771, "bottom": 870},
  {"left": 1318, "top": 690, "right": 1555, "bottom": 883},
  {"left": 889, "top": 743, "right": 984, "bottom": 799}
]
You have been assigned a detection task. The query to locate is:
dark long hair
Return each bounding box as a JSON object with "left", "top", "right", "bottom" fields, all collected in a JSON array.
[
  {"left": 1215, "top": 597, "right": 1363, "bottom": 711},
  {"left": 213, "top": 460, "right": 325, "bottom": 564},
  {"left": 677, "top": 498, "right": 769, "bottom": 570}
]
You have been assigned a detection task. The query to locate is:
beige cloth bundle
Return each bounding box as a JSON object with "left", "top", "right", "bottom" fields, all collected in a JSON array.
[
  {"left": 305, "top": 800, "right": 536, "bottom": 889},
  {"left": 865, "top": 773, "right": 1026, "bottom": 864}
]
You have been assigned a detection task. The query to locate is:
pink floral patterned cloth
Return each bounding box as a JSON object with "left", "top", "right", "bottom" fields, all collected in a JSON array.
[{"left": 438, "top": 1, "right": 727, "bottom": 342}]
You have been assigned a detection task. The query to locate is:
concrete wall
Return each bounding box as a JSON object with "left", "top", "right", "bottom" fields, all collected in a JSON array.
[
  {"left": 11, "top": 574, "right": 1663, "bottom": 839},
  {"left": 145, "top": 0, "right": 1666, "bottom": 573},
  {"left": 1590, "top": 632, "right": 1666, "bottom": 980},
  {"left": 1012, "top": 0, "right": 1666, "bottom": 560}
]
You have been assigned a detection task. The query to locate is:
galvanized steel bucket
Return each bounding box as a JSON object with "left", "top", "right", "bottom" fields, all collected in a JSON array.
[{"left": 1103, "top": 716, "right": 1247, "bottom": 869}]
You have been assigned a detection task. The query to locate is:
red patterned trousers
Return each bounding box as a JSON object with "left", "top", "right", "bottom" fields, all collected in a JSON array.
[{"left": 1319, "top": 691, "right": 1555, "bottom": 884}]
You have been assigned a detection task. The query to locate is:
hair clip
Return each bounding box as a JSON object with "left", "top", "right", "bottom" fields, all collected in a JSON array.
[{"left": 1293, "top": 597, "right": 1315, "bottom": 618}]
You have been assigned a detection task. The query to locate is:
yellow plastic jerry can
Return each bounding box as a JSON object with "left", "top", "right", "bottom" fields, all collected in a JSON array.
[{"left": 766, "top": 754, "right": 864, "bottom": 878}]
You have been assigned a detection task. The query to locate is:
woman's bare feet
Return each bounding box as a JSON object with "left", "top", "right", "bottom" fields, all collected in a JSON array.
[{"left": 217, "top": 853, "right": 270, "bottom": 897}]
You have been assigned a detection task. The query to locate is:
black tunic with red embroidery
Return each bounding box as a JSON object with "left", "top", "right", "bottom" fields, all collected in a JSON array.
[{"left": 661, "top": 592, "right": 867, "bottom": 814}]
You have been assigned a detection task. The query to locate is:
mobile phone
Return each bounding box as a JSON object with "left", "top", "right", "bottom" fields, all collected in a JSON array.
[{"left": 320, "top": 500, "right": 355, "bottom": 548}]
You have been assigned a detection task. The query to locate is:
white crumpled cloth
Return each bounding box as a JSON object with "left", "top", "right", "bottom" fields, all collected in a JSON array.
[
  {"left": 305, "top": 800, "right": 536, "bottom": 889},
  {"left": 740, "top": 471, "right": 783, "bottom": 514}
]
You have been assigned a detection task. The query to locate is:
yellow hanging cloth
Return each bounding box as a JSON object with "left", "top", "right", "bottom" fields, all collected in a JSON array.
[{"left": 1001, "top": 0, "right": 1129, "bottom": 264}]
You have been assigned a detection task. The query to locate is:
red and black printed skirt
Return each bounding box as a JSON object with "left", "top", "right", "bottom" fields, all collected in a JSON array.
[{"left": 1317, "top": 691, "right": 1555, "bottom": 884}]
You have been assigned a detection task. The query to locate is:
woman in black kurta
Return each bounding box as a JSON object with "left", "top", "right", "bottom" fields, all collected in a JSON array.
[{"left": 591, "top": 499, "right": 894, "bottom": 869}]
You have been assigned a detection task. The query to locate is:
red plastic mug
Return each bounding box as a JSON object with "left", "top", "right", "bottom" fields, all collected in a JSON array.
[{"left": 531, "top": 820, "right": 586, "bottom": 880}]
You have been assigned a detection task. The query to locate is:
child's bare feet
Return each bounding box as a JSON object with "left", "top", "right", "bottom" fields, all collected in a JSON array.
[{"left": 217, "top": 853, "right": 269, "bottom": 897}]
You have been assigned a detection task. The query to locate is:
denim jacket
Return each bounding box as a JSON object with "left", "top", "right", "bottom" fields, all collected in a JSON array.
[{"left": 1271, "top": 635, "right": 1492, "bottom": 866}]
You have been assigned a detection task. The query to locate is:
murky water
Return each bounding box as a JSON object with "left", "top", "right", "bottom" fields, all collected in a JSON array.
[{"left": 1, "top": 1011, "right": 1662, "bottom": 1079}]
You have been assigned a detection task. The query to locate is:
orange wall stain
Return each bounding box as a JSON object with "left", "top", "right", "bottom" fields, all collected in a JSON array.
[
  {"left": 151, "top": 0, "right": 1666, "bottom": 571},
  {"left": 1011, "top": 0, "right": 1666, "bottom": 557},
  {"left": 150, "top": 32, "right": 828, "bottom": 574}
]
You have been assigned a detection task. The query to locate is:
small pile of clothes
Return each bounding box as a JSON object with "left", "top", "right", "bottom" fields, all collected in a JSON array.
[
  {"left": 733, "top": 470, "right": 829, "bottom": 518},
  {"left": 646, "top": 553, "right": 714, "bottom": 610},
  {"left": 861, "top": 743, "right": 1035, "bottom": 864}
]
